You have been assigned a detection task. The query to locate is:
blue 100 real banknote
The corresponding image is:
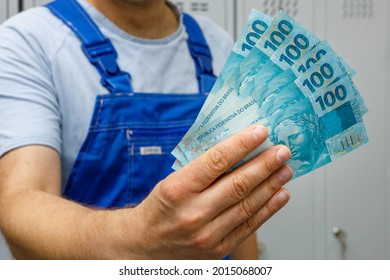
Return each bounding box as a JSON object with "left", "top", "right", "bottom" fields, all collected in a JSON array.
[
  {"left": 172, "top": 11, "right": 317, "bottom": 166},
  {"left": 172, "top": 9, "right": 369, "bottom": 178},
  {"left": 177, "top": 50, "right": 360, "bottom": 158},
  {"left": 180, "top": 74, "right": 361, "bottom": 156},
  {"left": 258, "top": 51, "right": 367, "bottom": 119},
  {"left": 199, "top": 10, "right": 320, "bottom": 124},
  {"left": 254, "top": 40, "right": 357, "bottom": 118},
  {"left": 172, "top": 9, "right": 272, "bottom": 166},
  {"left": 176, "top": 76, "right": 368, "bottom": 179},
  {"left": 197, "top": 9, "right": 272, "bottom": 113},
  {"left": 193, "top": 11, "right": 295, "bottom": 132}
]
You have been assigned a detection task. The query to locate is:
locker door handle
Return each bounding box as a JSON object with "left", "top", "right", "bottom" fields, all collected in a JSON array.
[{"left": 332, "top": 226, "right": 347, "bottom": 259}]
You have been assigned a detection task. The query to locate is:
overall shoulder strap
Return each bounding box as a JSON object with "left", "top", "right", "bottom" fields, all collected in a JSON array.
[
  {"left": 183, "top": 13, "right": 217, "bottom": 93},
  {"left": 46, "top": 0, "right": 133, "bottom": 94}
]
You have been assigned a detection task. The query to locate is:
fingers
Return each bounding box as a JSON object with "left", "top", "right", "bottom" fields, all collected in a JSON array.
[
  {"left": 167, "top": 125, "right": 269, "bottom": 193},
  {"left": 205, "top": 164, "right": 292, "bottom": 242},
  {"left": 221, "top": 187, "right": 290, "bottom": 255},
  {"left": 200, "top": 144, "right": 291, "bottom": 217}
]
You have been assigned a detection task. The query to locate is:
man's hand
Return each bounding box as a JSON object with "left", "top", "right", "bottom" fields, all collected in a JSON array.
[
  {"left": 0, "top": 125, "right": 291, "bottom": 259},
  {"left": 124, "top": 125, "right": 292, "bottom": 259}
]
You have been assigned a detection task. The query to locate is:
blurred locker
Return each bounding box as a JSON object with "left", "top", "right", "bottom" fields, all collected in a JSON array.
[
  {"left": 0, "top": 0, "right": 19, "bottom": 24},
  {"left": 8, "top": 0, "right": 19, "bottom": 16},
  {"left": 322, "top": 0, "right": 389, "bottom": 260},
  {"left": 235, "top": 0, "right": 390, "bottom": 260},
  {"left": 172, "top": 0, "right": 235, "bottom": 38},
  {"left": 0, "top": 0, "right": 19, "bottom": 260},
  {"left": 0, "top": 234, "right": 11, "bottom": 260},
  {"left": 0, "top": 0, "right": 6, "bottom": 23},
  {"left": 23, "top": 0, "right": 51, "bottom": 10},
  {"left": 236, "top": 0, "right": 316, "bottom": 34},
  {"left": 387, "top": 0, "right": 390, "bottom": 260}
]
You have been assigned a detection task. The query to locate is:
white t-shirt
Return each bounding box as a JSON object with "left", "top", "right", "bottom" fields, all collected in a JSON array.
[{"left": 0, "top": 0, "right": 234, "bottom": 189}]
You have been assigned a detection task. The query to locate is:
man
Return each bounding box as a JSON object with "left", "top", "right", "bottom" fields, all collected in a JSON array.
[{"left": 0, "top": 0, "right": 292, "bottom": 259}]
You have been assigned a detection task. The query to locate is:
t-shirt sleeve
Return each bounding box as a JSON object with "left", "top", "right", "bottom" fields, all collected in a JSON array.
[{"left": 0, "top": 13, "right": 62, "bottom": 157}]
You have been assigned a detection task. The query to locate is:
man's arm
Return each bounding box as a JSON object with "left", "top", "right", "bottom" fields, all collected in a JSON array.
[
  {"left": 0, "top": 125, "right": 292, "bottom": 259},
  {"left": 0, "top": 145, "right": 123, "bottom": 259},
  {"left": 230, "top": 233, "right": 258, "bottom": 259}
]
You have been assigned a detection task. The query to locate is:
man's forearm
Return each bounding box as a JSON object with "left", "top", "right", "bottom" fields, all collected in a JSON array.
[
  {"left": 0, "top": 189, "right": 132, "bottom": 259},
  {"left": 230, "top": 233, "right": 258, "bottom": 260}
]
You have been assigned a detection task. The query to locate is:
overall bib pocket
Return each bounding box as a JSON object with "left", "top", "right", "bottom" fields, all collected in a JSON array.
[{"left": 126, "top": 127, "right": 189, "bottom": 206}]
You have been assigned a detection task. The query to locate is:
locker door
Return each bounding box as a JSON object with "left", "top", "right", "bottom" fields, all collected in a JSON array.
[
  {"left": 0, "top": 0, "right": 19, "bottom": 23},
  {"left": 23, "top": 0, "right": 51, "bottom": 10},
  {"left": 8, "top": 0, "right": 19, "bottom": 17},
  {"left": 1, "top": 0, "right": 19, "bottom": 259},
  {"left": 236, "top": 0, "right": 316, "bottom": 34},
  {"left": 0, "top": 0, "right": 7, "bottom": 24},
  {"left": 323, "top": 0, "right": 388, "bottom": 259},
  {"left": 387, "top": 0, "right": 390, "bottom": 260},
  {"left": 172, "top": 0, "right": 235, "bottom": 38}
]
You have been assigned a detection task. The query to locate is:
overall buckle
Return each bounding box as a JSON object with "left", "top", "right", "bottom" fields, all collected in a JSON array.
[
  {"left": 101, "top": 73, "right": 133, "bottom": 94},
  {"left": 82, "top": 40, "right": 132, "bottom": 93},
  {"left": 82, "top": 39, "right": 119, "bottom": 75}
]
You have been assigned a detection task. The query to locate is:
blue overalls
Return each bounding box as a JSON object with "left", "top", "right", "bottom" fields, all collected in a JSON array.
[{"left": 46, "top": 0, "right": 216, "bottom": 208}]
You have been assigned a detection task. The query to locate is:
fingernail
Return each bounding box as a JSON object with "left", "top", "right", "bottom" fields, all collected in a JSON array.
[
  {"left": 277, "top": 189, "right": 290, "bottom": 203},
  {"left": 276, "top": 146, "right": 291, "bottom": 163},
  {"left": 252, "top": 126, "right": 267, "bottom": 141},
  {"left": 277, "top": 165, "right": 293, "bottom": 181}
]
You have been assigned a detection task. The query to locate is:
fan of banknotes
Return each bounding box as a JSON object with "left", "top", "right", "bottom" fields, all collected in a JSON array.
[{"left": 171, "top": 10, "right": 369, "bottom": 179}]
